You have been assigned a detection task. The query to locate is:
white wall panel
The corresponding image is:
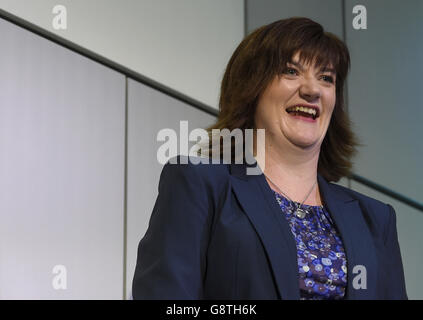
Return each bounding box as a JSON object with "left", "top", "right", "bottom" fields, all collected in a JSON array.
[
  {"left": 0, "top": 0, "right": 244, "bottom": 108},
  {"left": 126, "top": 79, "right": 216, "bottom": 299},
  {"left": 0, "top": 17, "right": 125, "bottom": 299}
]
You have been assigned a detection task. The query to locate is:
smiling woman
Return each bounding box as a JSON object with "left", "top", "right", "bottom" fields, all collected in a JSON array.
[
  {"left": 204, "top": 17, "right": 355, "bottom": 183},
  {"left": 253, "top": 49, "right": 339, "bottom": 170},
  {"left": 132, "top": 17, "right": 408, "bottom": 300}
]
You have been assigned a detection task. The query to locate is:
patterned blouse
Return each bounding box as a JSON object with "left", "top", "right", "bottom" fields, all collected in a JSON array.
[{"left": 272, "top": 189, "right": 348, "bottom": 300}]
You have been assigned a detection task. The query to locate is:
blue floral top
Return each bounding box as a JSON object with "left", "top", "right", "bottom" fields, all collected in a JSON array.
[{"left": 272, "top": 189, "right": 348, "bottom": 300}]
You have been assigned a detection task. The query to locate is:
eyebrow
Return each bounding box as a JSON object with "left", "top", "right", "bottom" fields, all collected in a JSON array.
[
  {"left": 320, "top": 66, "right": 336, "bottom": 74},
  {"left": 288, "top": 61, "right": 336, "bottom": 75}
]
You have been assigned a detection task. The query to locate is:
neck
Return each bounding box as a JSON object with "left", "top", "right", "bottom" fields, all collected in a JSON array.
[{"left": 252, "top": 130, "right": 323, "bottom": 206}]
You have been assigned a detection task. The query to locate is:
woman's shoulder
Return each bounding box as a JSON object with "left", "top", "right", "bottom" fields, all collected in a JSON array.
[{"left": 328, "top": 181, "right": 394, "bottom": 219}]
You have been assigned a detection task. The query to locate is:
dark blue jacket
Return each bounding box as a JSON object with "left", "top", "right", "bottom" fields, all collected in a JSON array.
[{"left": 132, "top": 155, "right": 407, "bottom": 299}]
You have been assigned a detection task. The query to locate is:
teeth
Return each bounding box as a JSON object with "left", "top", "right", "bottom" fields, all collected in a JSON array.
[{"left": 288, "top": 106, "right": 317, "bottom": 115}]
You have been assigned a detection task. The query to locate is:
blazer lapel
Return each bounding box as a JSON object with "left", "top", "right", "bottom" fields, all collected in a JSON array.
[
  {"left": 230, "top": 162, "right": 300, "bottom": 300},
  {"left": 230, "top": 160, "right": 378, "bottom": 300},
  {"left": 317, "top": 174, "right": 378, "bottom": 299}
]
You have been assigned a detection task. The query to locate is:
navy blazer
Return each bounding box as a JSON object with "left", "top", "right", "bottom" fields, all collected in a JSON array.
[{"left": 132, "top": 155, "right": 407, "bottom": 299}]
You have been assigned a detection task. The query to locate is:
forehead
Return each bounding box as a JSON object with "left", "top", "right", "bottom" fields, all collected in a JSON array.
[{"left": 289, "top": 51, "right": 335, "bottom": 70}]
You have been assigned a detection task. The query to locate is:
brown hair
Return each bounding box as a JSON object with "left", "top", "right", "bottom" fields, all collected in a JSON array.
[{"left": 202, "top": 17, "right": 360, "bottom": 182}]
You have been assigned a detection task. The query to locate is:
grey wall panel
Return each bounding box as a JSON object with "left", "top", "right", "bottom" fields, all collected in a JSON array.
[
  {"left": 345, "top": 0, "right": 423, "bottom": 202},
  {"left": 344, "top": 0, "right": 423, "bottom": 300},
  {"left": 246, "top": 0, "right": 344, "bottom": 37},
  {"left": 333, "top": 177, "right": 350, "bottom": 189},
  {"left": 126, "top": 79, "right": 216, "bottom": 299},
  {"left": 0, "top": 18, "right": 125, "bottom": 299},
  {"left": 350, "top": 181, "right": 423, "bottom": 299}
]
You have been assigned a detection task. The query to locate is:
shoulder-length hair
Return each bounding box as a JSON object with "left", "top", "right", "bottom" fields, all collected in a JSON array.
[{"left": 201, "top": 17, "right": 360, "bottom": 182}]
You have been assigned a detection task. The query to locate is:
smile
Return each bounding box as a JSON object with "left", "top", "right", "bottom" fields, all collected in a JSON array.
[{"left": 286, "top": 105, "right": 320, "bottom": 121}]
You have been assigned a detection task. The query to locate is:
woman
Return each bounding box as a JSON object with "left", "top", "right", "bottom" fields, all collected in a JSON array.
[{"left": 132, "top": 17, "right": 407, "bottom": 300}]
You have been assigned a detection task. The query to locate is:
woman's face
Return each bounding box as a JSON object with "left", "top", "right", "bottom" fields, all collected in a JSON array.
[{"left": 254, "top": 52, "right": 337, "bottom": 152}]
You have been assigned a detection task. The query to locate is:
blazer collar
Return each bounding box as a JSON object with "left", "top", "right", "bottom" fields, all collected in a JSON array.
[{"left": 229, "top": 159, "right": 378, "bottom": 300}]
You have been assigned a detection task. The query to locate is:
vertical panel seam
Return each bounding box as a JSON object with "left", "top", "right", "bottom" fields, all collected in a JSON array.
[
  {"left": 244, "top": 0, "right": 248, "bottom": 36},
  {"left": 123, "top": 76, "right": 129, "bottom": 300},
  {"left": 342, "top": 0, "right": 350, "bottom": 113}
]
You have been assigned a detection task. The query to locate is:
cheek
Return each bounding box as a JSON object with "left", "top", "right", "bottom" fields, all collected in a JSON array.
[
  {"left": 279, "top": 80, "right": 298, "bottom": 97},
  {"left": 329, "top": 101, "right": 336, "bottom": 114},
  {"left": 254, "top": 98, "right": 276, "bottom": 127},
  {"left": 324, "top": 90, "right": 336, "bottom": 113}
]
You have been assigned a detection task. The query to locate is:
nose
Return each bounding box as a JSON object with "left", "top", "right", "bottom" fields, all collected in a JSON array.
[{"left": 299, "top": 78, "right": 321, "bottom": 101}]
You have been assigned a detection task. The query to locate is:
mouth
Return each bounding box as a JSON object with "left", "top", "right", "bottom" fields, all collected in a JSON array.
[{"left": 285, "top": 104, "right": 320, "bottom": 121}]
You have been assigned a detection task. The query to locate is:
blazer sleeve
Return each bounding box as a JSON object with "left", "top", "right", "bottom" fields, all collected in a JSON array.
[
  {"left": 132, "top": 161, "right": 212, "bottom": 299},
  {"left": 383, "top": 204, "right": 408, "bottom": 299}
]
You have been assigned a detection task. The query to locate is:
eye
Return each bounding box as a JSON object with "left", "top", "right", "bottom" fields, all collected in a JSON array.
[
  {"left": 321, "top": 75, "right": 334, "bottom": 83},
  {"left": 283, "top": 67, "right": 298, "bottom": 76}
]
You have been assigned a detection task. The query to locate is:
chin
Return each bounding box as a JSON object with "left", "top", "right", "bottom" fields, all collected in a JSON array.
[{"left": 291, "top": 137, "right": 320, "bottom": 149}]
